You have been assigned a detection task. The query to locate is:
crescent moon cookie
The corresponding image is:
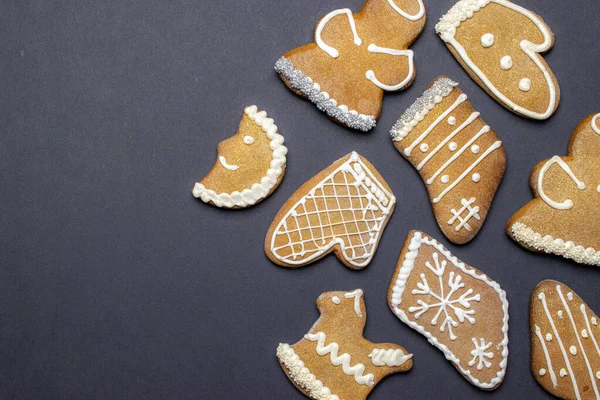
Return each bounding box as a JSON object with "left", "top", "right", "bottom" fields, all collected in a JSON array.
[
  {"left": 265, "top": 152, "right": 395, "bottom": 269},
  {"left": 277, "top": 289, "right": 413, "bottom": 400},
  {"left": 507, "top": 114, "right": 600, "bottom": 267},
  {"left": 192, "top": 106, "right": 287, "bottom": 208},
  {"left": 388, "top": 230, "right": 509, "bottom": 390},
  {"left": 274, "top": 0, "right": 426, "bottom": 131},
  {"left": 436, "top": 0, "right": 560, "bottom": 120},
  {"left": 390, "top": 77, "right": 506, "bottom": 244},
  {"left": 531, "top": 280, "right": 600, "bottom": 400}
]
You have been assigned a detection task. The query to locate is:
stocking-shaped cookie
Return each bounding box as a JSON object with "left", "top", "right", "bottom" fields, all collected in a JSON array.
[
  {"left": 388, "top": 231, "right": 509, "bottom": 390},
  {"left": 192, "top": 106, "right": 287, "bottom": 208},
  {"left": 390, "top": 77, "right": 506, "bottom": 244},
  {"left": 277, "top": 289, "right": 413, "bottom": 400},
  {"left": 531, "top": 280, "right": 600, "bottom": 400},
  {"left": 507, "top": 114, "right": 600, "bottom": 266},
  {"left": 436, "top": 0, "right": 560, "bottom": 120},
  {"left": 275, "top": 0, "right": 426, "bottom": 131},
  {"left": 265, "top": 152, "right": 395, "bottom": 269}
]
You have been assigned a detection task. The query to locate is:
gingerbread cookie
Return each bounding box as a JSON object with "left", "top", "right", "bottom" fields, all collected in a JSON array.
[
  {"left": 265, "top": 152, "right": 395, "bottom": 269},
  {"left": 531, "top": 280, "right": 600, "bottom": 400},
  {"left": 275, "top": 0, "right": 426, "bottom": 131},
  {"left": 192, "top": 106, "right": 287, "bottom": 208},
  {"left": 507, "top": 114, "right": 600, "bottom": 267},
  {"left": 388, "top": 230, "right": 509, "bottom": 390},
  {"left": 390, "top": 77, "right": 506, "bottom": 244},
  {"left": 436, "top": 0, "right": 560, "bottom": 120},
  {"left": 277, "top": 289, "right": 413, "bottom": 400}
]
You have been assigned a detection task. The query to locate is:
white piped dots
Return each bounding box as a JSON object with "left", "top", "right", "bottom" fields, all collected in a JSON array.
[
  {"left": 481, "top": 33, "right": 495, "bottom": 48},
  {"left": 570, "top": 345, "right": 577, "bottom": 356},
  {"left": 519, "top": 78, "right": 531, "bottom": 92},
  {"left": 472, "top": 173, "right": 481, "bottom": 183},
  {"left": 420, "top": 143, "right": 429, "bottom": 153},
  {"left": 441, "top": 175, "right": 450, "bottom": 184},
  {"left": 471, "top": 145, "right": 480, "bottom": 154},
  {"left": 243, "top": 135, "right": 255, "bottom": 145},
  {"left": 546, "top": 333, "right": 552, "bottom": 342},
  {"left": 597, "top": 371, "right": 600, "bottom": 379},
  {"left": 449, "top": 142, "right": 458, "bottom": 151},
  {"left": 332, "top": 296, "right": 341, "bottom": 305},
  {"left": 560, "top": 368, "right": 567, "bottom": 377},
  {"left": 448, "top": 116, "right": 456, "bottom": 126},
  {"left": 500, "top": 55, "right": 513, "bottom": 70},
  {"left": 558, "top": 310, "right": 564, "bottom": 318},
  {"left": 539, "top": 368, "right": 546, "bottom": 376}
]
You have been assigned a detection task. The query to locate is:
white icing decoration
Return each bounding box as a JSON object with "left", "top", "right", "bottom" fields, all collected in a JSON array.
[
  {"left": 193, "top": 106, "right": 287, "bottom": 208},
  {"left": 436, "top": 0, "right": 558, "bottom": 120},
  {"left": 390, "top": 231, "right": 509, "bottom": 389},
  {"left": 480, "top": 33, "right": 494, "bottom": 48},
  {"left": 468, "top": 338, "right": 494, "bottom": 370},
  {"left": 386, "top": 0, "right": 425, "bottom": 21},
  {"left": 441, "top": 175, "right": 450, "bottom": 184},
  {"left": 597, "top": 371, "right": 600, "bottom": 380},
  {"left": 558, "top": 310, "right": 564, "bottom": 318},
  {"left": 592, "top": 114, "right": 600, "bottom": 135},
  {"left": 567, "top": 292, "right": 573, "bottom": 301},
  {"left": 243, "top": 135, "right": 254, "bottom": 145},
  {"left": 472, "top": 173, "right": 481, "bottom": 183},
  {"left": 304, "top": 332, "right": 375, "bottom": 386},
  {"left": 365, "top": 44, "right": 415, "bottom": 91},
  {"left": 519, "top": 78, "right": 531, "bottom": 92},
  {"left": 593, "top": 317, "right": 598, "bottom": 326},
  {"left": 535, "top": 324, "right": 557, "bottom": 388},
  {"left": 569, "top": 345, "right": 577, "bottom": 356},
  {"left": 420, "top": 143, "right": 429, "bottom": 153},
  {"left": 315, "top": 9, "right": 361, "bottom": 58},
  {"left": 537, "top": 156, "right": 586, "bottom": 210},
  {"left": 500, "top": 55, "right": 513, "bottom": 70},
  {"left": 448, "top": 197, "right": 481, "bottom": 232},
  {"left": 449, "top": 142, "right": 458, "bottom": 151},
  {"left": 597, "top": 185, "right": 600, "bottom": 193},
  {"left": 448, "top": 116, "right": 457, "bottom": 125},
  {"left": 332, "top": 296, "right": 341, "bottom": 305},
  {"left": 277, "top": 344, "right": 340, "bottom": 400},
  {"left": 582, "top": 329, "right": 589, "bottom": 339},
  {"left": 546, "top": 333, "right": 552, "bottom": 342},
  {"left": 218, "top": 156, "right": 240, "bottom": 171},
  {"left": 269, "top": 152, "right": 395, "bottom": 268},
  {"left": 560, "top": 368, "right": 568, "bottom": 378},
  {"left": 540, "top": 368, "right": 547, "bottom": 376},
  {"left": 471, "top": 145, "right": 480, "bottom": 154},
  {"left": 581, "top": 305, "right": 600, "bottom": 379},
  {"left": 369, "top": 348, "right": 413, "bottom": 367},
  {"left": 344, "top": 289, "right": 364, "bottom": 317}
]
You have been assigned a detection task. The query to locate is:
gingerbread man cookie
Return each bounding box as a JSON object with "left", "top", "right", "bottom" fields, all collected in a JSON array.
[
  {"left": 531, "top": 280, "right": 600, "bottom": 400},
  {"left": 277, "top": 289, "right": 413, "bottom": 400},
  {"left": 192, "top": 106, "right": 287, "bottom": 208},
  {"left": 275, "top": 0, "right": 426, "bottom": 131},
  {"left": 265, "top": 152, "right": 395, "bottom": 269},
  {"left": 508, "top": 114, "right": 600, "bottom": 267},
  {"left": 436, "top": 0, "right": 560, "bottom": 120}
]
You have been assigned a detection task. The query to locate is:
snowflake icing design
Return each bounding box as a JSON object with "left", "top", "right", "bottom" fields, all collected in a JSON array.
[
  {"left": 468, "top": 338, "right": 494, "bottom": 370},
  {"left": 408, "top": 252, "right": 481, "bottom": 341}
]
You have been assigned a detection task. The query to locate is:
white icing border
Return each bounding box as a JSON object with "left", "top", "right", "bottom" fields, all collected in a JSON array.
[
  {"left": 435, "top": 0, "right": 557, "bottom": 120},
  {"left": 510, "top": 222, "right": 600, "bottom": 267},
  {"left": 592, "top": 113, "right": 600, "bottom": 135},
  {"left": 389, "top": 231, "right": 509, "bottom": 389},
  {"left": 192, "top": 106, "right": 287, "bottom": 208}
]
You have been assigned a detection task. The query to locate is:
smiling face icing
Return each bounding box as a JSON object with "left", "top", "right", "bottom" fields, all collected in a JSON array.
[{"left": 192, "top": 106, "right": 287, "bottom": 208}]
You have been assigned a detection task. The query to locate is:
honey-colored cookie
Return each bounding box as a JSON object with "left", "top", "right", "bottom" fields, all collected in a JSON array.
[
  {"left": 192, "top": 106, "right": 287, "bottom": 208},
  {"left": 507, "top": 114, "right": 600, "bottom": 266},
  {"left": 530, "top": 280, "right": 600, "bottom": 400},
  {"left": 436, "top": 0, "right": 560, "bottom": 120},
  {"left": 265, "top": 152, "right": 395, "bottom": 269},
  {"left": 274, "top": 0, "right": 426, "bottom": 131},
  {"left": 388, "top": 230, "right": 509, "bottom": 390},
  {"left": 390, "top": 77, "right": 506, "bottom": 244},
  {"left": 277, "top": 289, "right": 413, "bottom": 400}
]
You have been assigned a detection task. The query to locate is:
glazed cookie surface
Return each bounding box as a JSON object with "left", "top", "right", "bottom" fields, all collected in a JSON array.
[
  {"left": 275, "top": 0, "right": 426, "bottom": 131},
  {"left": 277, "top": 289, "right": 412, "bottom": 400},
  {"left": 391, "top": 77, "right": 506, "bottom": 244},
  {"left": 388, "top": 230, "right": 509, "bottom": 390},
  {"left": 436, "top": 0, "right": 560, "bottom": 120},
  {"left": 507, "top": 114, "right": 600, "bottom": 266}
]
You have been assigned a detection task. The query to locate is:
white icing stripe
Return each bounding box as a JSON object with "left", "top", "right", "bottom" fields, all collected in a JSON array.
[
  {"left": 539, "top": 291, "right": 581, "bottom": 400},
  {"left": 417, "top": 111, "right": 479, "bottom": 171},
  {"left": 426, "top": 124, "right": 490, "bottom": 184},
  {"left": 369, "top": 348, "right": 412, "bottom": 367},
  {"left": 315, "top": 9, "right": 362, "bottom": 58},
  {"left": 218, "top": 156, "right": 239, "bottom": 171},
  {"left": 365, "top": 45, "right": 414, "bottom": 91},
  {"left": 386, "top": 0, "right": 425, "bottom": 21},
  {"left": 556, "top": 286, "right": 600, "bottom": 399},
  {"left": 448, "top": 197, "right": 480, "bottom": 232},
  {"left": 592, "top": 114, "right": 600, "bottom": 135},
  {"left": 581, "top": 305, "right": 600, "bottom": 359},
  {"left": 405, "top": 94, "right": 468, "bottom": 156},
  {"left": 344, "top": 289, "right": 364, "bottom": 317},
  {"left": 305, "top": 332, "right": 375, "bottom": 386},
  {"left": 433, "top": 141, "right": 502, "bottom": 203},
  {"left": 535, "top": 324, "right": 558, "bottom": 388},
  {"left": 537, "top": 156, "right": 586, "bottom": 210}
]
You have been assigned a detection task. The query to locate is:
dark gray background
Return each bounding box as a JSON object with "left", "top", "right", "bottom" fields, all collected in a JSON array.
[{"left": 1, "top": 0, "right": 599, "bottom": 398}]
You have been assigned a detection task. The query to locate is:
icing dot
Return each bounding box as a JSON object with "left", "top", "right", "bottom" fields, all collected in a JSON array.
[
  {"left": 332, "top": 296, "right": 341, "bottom": 305},
  {"left": 471, "top": 145, "right": 480, "bottom": 154},
  {"left": 481, "top": 33, "right": 495, "bottom": 48},
  {"left": 243, "top": 135, "right": 254, "bottom": 145},
  {"left": 449, "top": 142, "right": 458, "bottom": 151},
  {"left": 597, "top": 185, "right": 600, "bottom": 193},
  {"left": 519, "top": 78, "right": 531, "bottom": 92},
  {"left": 582, "top": 329, "right": 589, "bottom": 338},
  {"left": 539, "top": 368, "right": 547, "bottom": 376},
  {"left": 546, "top": 333, "right": 552, "bottom": 342},
  {"left": 597, "top": 371, "right": 600, "bottom": 379},
  {"left": 472, "top": 173, "right": 481, "bottom": 183},
  {"left": 441, "top": 175, "right": 450, "bottom": 184},
  {"left": 570, "top": 345, "right": 577, "bottom": 356},
  {"left": 592, "top": 317, "right": 598, "bottom": 325},
  {"left": 500, "top": 55, "right": 513, "bottom": 70},
  {"left": 420, "top": 143, "right": 429, "bottom": 153},
  {"left": 567, "top": 292, "right": 573, "bottom": 300},
  {"left": 558, "top": 310, "right": 564, "bottom": 318},
  {"left": 448, "top": 116, "right": 456, "bottom": 126},
  {"left": 560, "top": 368, "right": 567, "bottom": 377}
]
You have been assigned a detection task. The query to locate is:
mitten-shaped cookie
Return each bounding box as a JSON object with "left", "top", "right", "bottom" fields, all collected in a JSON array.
[
  {"left": 388, "top": 230, "right": 509, "bottom": 390},
  {"left": 265, "top": 152, "right": 395, "bottom": 269},
  {"left": 192, "top": 106, "right": 287, "bottom": 208},
  {"left": 275, "top": 0, "right": 426, "bottom": 131},
  {"left": 390, "top": 77, "right": 506, "bottom": 244},
  {"left": 507, "top": 114, "right": 600, "bottom": 266},
  {"left": 277, "top": 289, "right": 413, "bottom": 400},
  {"left": 531, "top": 280, "right": 600, "bottom": 400},
  {"left": 436, "top": 0, "right": 560, "bottom": 120}
]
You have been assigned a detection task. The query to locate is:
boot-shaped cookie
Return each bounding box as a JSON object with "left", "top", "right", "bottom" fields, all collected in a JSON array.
[
  {"left": 436, "top": 0, "right": 560, "bottom": 120},
  {"left": 507, "top": 114, "right": 600, "bottom": 266},
  {"left": 277, "top": 289, "right": 413, "bottom": 400},
  {"left": 275, "top": 0, "right": 426, "bottom": 131},
  {"left": 390, "top": 77, "right": 506, "bottom": 244},
  {"left": 265, "top": 152, "right": 395, "bottom": 269},
  {"left": 192, "top": 106, "right": 287, "bottom": 208},
  {"left": 388, "top": 230, "right": 509, "bottom": 390},
  {"left": 531, "top": 280, "right": 600, "bottom": 400}
]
